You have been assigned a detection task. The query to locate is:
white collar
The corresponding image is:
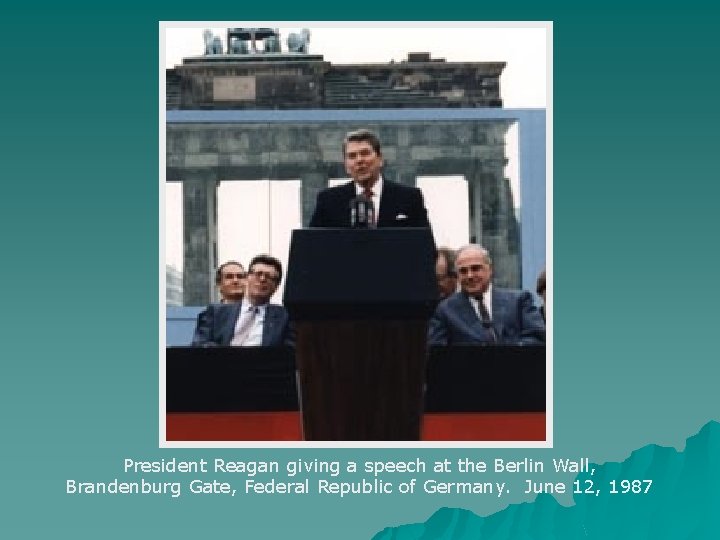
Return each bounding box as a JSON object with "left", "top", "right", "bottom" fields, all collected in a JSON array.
[
  {"left": 354, "top": 175, "right": 384, "bottom": 198},
  {"left": 241, "top": 298, "right": 267, "bottom": 314},
  {"left": 468, "top": 284, "right": 493, "bottom": 318}
]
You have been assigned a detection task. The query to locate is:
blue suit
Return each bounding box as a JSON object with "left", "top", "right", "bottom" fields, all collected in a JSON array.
[
  {"left": 191, "top": 303, "right": 293, "bottom": 347},
  {"left": 309, "top": 179, "right": 430, "bottom": 228},
  {"left": 429, "top": 289, "right": 545, "bottom": 346}
]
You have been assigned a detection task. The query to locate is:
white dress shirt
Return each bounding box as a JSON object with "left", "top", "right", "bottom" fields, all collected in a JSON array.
[
  {"left": 354, "top": 175, "right": 383, "bottom": 220},
  {"left": 230, "top": 299, "right": 267, "bottom": 346},
  {"left": 469, "top": 284, "right": 493, "bottom": 321}
]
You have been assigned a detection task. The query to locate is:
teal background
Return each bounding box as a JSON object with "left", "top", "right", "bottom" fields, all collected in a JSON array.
[{"left": 2, "top": 4, "right": 719, "bottom": 539}]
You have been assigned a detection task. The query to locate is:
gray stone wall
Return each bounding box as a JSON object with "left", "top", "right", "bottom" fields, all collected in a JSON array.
[
  {"left": 169, "top": 55, "right": 504, "bottom": 110},
  {"left": 176, "top": 58, "right": 328, "bottom": 110},
  {"left": 326, "top": 61, "right": 504, "bottom": 108},
  {"left": 168, "top": 121, "right": 519, "bottom": 304}
]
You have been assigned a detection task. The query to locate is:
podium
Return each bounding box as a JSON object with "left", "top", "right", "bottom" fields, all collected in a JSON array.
[{"left": 284, "top": 228, "right": 436, "bottom": 440}]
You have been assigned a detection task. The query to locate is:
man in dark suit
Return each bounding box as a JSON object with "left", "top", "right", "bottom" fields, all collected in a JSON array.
[
  {"left": 309, "top": 129, "right": 431, "bottom": 228},
  {"left": 429, "top": 244, "right": 545, "bottom": 345},
  {"left": 192, "top": 255, "right": 293, "bottom": 347},
  {"left": 536, "top": 268, "right": 547, "bottom": 321},
  {"left": 436, "top": 246, "right": 458, "bottom": 300},
  {"left": 215, "top": 260, "right": 247, "bottom": 303}
]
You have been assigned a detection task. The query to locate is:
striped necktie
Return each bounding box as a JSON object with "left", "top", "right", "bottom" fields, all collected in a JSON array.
[{"left": 231, "top": 306, "right": 258, "bottom": 346}]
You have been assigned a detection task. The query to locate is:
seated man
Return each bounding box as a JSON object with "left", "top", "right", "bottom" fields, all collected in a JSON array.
[
  {"left": 192, "top": 255, "right": 293, "bottom": 347},
  {"left": 429, "top": 244, "right": 545, "bottom": 345},
  {"left": 215, "top": 260, "right": 246, "bottom": 303},
  {"left": 436, "top": 246, "right": 458, "bottom": 300},
  {"left": 536, "top": 268, "right": 546, "bottom": 321}
]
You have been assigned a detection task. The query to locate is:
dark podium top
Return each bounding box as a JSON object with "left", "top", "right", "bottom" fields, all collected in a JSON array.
[{"left": 283, "top": 228, "right": 437, "bottom": 320}]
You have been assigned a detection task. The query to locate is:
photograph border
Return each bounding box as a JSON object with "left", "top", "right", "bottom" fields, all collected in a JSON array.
[{"left": 159, "top": 21, "right": 553, "bottom": 449}]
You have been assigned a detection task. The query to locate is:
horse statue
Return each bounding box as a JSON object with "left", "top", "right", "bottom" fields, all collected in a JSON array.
[
  {"left": 203, "top": 29, "right": 223, "bottom": 55},
  {"left": 287, "top": 28, "right": 311, "bottom": 53},
  {"left": 229, "top": 38, "right": 249, "bottom": 54}
]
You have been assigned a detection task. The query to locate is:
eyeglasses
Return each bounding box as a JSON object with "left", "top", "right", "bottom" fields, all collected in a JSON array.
[
  {"left": 222, "top": 272, "right": 247, "bottom": 280},
  {"left": 249, "top": 270, "right": 279, "bottom": 282}
]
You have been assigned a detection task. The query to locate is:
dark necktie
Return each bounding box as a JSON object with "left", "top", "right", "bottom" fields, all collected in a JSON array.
[
  {"left": 477, "top": 293, "right": 491, "bottom": 323},
  {"left": 476, "top": 293, "right": 497, "bottom": 343}
]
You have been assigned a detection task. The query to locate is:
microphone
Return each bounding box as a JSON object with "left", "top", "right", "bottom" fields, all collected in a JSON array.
[{"left": 349, "top": 194, "right": 375, "bottom": 228}]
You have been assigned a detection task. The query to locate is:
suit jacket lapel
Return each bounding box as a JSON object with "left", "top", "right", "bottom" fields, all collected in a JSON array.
[
  {"left": 460, "top": 292, "right": 501, "bottom": 342},
  {"left": 262, "top": 305, "right": 278, "bottom": 346},
  {"left": 376, "top": 180, "right": 396, "bottom": 226},
  {"left": 220, "top": 303, "right": 242, "bottom": 345},
  {"left": 491, "top": 290, "right": 508, "bottom": 338},
  {"left": 457, "top": 293, "right": 486, "bottom": 334},
  {"left": 338, "top": 181, "right": 356, "bottom": 227}
]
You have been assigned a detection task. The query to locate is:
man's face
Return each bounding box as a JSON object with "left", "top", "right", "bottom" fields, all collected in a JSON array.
[
  {"left": 246, "top": 263, "right": 280, "bottom": 304},
  {"left": 344, "top": 140, "right": 383, "bottom": 188},
  {"left": 456, "top": 248, "right": 492, "bottom": 297},
  {"left": 218, "top": 264, "right": 246, "bottom": 302},
  {"left": 436, "top": 255, "right": 457, "bottom": 299}
]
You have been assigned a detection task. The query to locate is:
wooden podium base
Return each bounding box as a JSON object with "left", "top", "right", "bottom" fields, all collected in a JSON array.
[{"left": 295, "top": 320, "right": 428, "bottom": 440}]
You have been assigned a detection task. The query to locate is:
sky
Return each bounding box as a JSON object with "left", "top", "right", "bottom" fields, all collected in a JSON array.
[{"left": 163, "top": 23, "right": 550, "bottom": 303}]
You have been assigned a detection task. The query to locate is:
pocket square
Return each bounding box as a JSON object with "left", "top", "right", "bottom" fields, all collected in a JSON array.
[{"left": 395, "top": 214, "right": 408, "bottom": 220}]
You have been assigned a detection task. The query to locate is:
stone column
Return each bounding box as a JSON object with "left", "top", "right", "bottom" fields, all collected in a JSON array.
[
  {"left": 391, "top": 125, "right": 416, "bottom": 187},
  {"left": 467, "top": 169, "right": 484, "bottom": 247},
  {"left": 394, "top": 164, "right": 419, "bottom": 187},
  {"left": 183, "top": 172, "right": 218, "bottom": 305},
  {"left": 467, "top": 166, "right": 520, "bottom": 289},
  {"left": 301, "top": 171, "right": 328, "bottom": 227}
]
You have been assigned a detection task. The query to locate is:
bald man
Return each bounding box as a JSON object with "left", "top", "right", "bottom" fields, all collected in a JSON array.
[{"left": 429, "top": 244, "right": 545, "bottom": 346}]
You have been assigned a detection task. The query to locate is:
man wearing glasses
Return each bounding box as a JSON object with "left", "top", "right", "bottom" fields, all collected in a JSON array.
[
  {"left": 191, "top": 255, "right": 292, "bottom": 347},
  {"left": 428, "top": 244, "right": 545, "bottom": 345}
]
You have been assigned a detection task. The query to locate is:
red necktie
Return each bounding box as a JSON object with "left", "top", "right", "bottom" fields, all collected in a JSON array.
[{"left": 363, "top": 188, "right": 376, "bottom": 225}]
